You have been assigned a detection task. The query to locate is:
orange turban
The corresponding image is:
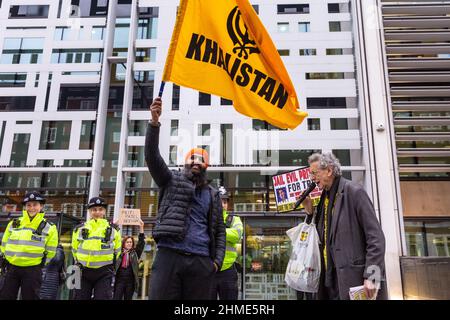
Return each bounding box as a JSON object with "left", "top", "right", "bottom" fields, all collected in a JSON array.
[{"left": 184, "top": 148, "right": 209, "bottom": 167}]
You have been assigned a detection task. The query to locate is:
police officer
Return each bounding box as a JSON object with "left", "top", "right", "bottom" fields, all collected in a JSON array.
[
  {"left": 0, "top": 191, "right": 58, "bottom": 300},
  {"left": 71, "top": 197, "right": 121, "bottom": 300},
  {"left": 211, "top": 187, "right": 243, "bottom": 300}
]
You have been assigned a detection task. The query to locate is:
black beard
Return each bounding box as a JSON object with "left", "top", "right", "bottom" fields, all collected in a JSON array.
[{"left": 183, "top": 164, "right": 208, "bottom": 187}]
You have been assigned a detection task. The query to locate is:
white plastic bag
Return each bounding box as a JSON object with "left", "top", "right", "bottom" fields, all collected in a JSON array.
[{"left": 285, "top": 222, "right": 321, "bottom": 293}]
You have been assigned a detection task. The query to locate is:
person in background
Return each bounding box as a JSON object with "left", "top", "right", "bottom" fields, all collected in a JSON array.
[
  {"left": 211, "top": 187, "right": 243, "bottom": 300},
  {"left": 114, "top": 220, "right": 146, "bottom": 300},
  {"left": 0, "top": 191, "right": 58, "bottom": 300},
  {"left": 40, "top": 244, "right": 66, "bottom": 300},
  {"left": 71, "top": 197, "right": 121, "bottom": 300}
]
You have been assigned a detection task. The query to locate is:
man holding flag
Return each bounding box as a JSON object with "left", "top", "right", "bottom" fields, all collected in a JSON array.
[
  {"left": 144, "top": 0, "right": 308, "bottom": 299},
  {"left": 145, "top": 98, "right": 226, "bottom": 300}
]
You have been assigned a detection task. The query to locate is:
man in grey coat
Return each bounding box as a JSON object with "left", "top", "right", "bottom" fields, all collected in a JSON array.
[{"left": 302, "top": 152, "right": 386, "bottom": 300}]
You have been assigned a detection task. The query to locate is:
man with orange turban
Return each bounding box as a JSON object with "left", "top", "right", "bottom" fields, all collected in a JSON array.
[{"left": 145, "top": 97, "right": 226, "bottom": 300}]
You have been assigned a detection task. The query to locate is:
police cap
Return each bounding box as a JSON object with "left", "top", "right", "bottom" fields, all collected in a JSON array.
[
  {"left": 23, "top": 191, "right": 46, "bottom": 205},
  {"left": 87, "top": 197, "right": 108, "bottom": 209}
]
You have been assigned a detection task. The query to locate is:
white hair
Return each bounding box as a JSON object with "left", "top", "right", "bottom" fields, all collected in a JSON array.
[{"left": 308, "top": 152, "right": 342, "bottom": 177}]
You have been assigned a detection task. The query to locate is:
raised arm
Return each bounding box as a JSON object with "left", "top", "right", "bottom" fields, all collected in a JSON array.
[{"left": 144, "top": 97, "right": 172, "bottom": 187}]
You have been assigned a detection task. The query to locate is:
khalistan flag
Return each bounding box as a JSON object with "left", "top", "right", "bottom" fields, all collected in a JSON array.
[{"left": 162, "top": 0, "right": 307, "bottom": 130}]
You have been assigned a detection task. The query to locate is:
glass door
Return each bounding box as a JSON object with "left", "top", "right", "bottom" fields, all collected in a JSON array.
[{"left": 242, "top": 217, "right": 300, "bottom": 300}]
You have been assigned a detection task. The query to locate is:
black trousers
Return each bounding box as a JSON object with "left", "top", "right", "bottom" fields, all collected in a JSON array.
[
  {"left": 211, "top": 266, "right": 239, "bottom": 300},
  {"left": 296, "top": 291, "right": 316, "bottom": 300},
  {"left": 113, "top": 277, "right": 135, "bottom": 300},
  {"left": 149, "top": 247, "right": 216, "bottom": 300},
  {"left": 73, "top": 265, "right": 114, "bottom": 300},
  {"left": 317, "top": 268, "right": 340, "bottom": 300},
  {"left": 0, "top": 265, "right": 42, "bottom": 300}
]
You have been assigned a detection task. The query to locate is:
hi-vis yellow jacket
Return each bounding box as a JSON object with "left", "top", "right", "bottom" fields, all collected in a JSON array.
[
  {"left": 71, "top": 219, "right": 121, "bottom": 269},
  {"left": 1, "top": 211, "right": 58, "bottom": 267},
  {"left": 221, "top": 210, "right": 243, "bottom": 272}
]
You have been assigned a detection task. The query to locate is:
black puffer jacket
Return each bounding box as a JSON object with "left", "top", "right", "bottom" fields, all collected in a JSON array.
[
  {"left": 40, "top": 245, "right": 65, "bottom": 300},
  {"left": 144, "top": 123, "right": 226, "bottom": 269}
]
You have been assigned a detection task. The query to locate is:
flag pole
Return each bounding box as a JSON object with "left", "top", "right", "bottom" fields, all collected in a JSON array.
[{"left": 158, "top": 81, "right": 166, "bottom": 98}]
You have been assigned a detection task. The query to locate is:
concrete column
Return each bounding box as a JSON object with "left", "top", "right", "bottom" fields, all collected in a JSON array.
[
  {"left": 89, "top": 0, "right": 118, "bottom": 200},
  {"left": 352, "top": 0, "right": 406, "bottom": 299},
  {"left": 113, "top": 0, "right": 139, "bottom": 222}
]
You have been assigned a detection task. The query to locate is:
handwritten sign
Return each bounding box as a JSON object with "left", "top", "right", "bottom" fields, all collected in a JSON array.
[
  {"left": 116, "top": 209, "right": 141, "bottom": 226},
  {"left": 272, "top": 167, "right": 322, "bottom": 213}
]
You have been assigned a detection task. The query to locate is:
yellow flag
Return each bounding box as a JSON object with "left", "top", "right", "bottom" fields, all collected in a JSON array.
[{"left": 163, "top": 0, "right": 307, "bottom": 130}]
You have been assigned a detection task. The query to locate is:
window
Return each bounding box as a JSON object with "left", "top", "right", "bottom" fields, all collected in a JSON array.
[
  {"left": 51, "top": 49, "right": 103, "bottom": 63},
  {"left": 306, "top": 73, "right": 345, "bottom": 80},
  {"left": 9, "top": 5, "right": 49, "bottom": 18},
  {"left": 330, "top": 118, "right": 349, "bottom": 130},
  {"left": 221, "top": 98, "right": 233, "bottom": 105},
  {"left": 328, "top": 4, "right": 340, "bottom": 13},
  {"left": 252, "top": 119, "right": 284, "bottom": 131},
  {"left": 326, "top": 48, "right": 344, "bottom": 55},
  {"left": 0, "top": 73, "right": 26, "bottom": 87},
  {"left": 199, "top": 92, "right": 211, "bottom": 106},
  {"left": 58, "top": 85, "right": 99, "bottom": 110},
  {"left": 111, "top": 160, "right": 119, "bottom": 168},
  {"left": 132, "top": 71, "right": 154, "bottom": 110},
  {"left": 254, "top": 150, "right": 319, "bottom": 166},
  {"left": 405, "top": 220, "right": 450, "bottom": 257},
  {"left": 62, "top": 203, "right": 83, "bottom": 217},
  {"left": 329, "top": 21, "right": 341, "bottom": 32},
  {"left": 277, "top": 4, "right": 309, "bottom": 14},
  {"left": 220, "top": 124, "right": 233, "bottom": 165},
  {"left": 39, "top": 121, "right": 71, "bottom": 149},
  {"left": 70, "top": 0, "right": 108, "bottom": 17},
  {"left": 277, "top": 22, "right": 289, "bottom": 33},
  {"left": 0, "top": 96, "right": 36, "bottom": 111},
  {"left": 135, "top": 47, "right": 156, "bottom": 62},
  {"left": 277, "top": 49, "right": 290, "bottom": 56},
  {"left": 54, "top": 27, "right": 71, "bottom": 41},
  {"left": 172, "top": 84, "right": 180, "bottom": 110},
  {"left": 107, "top": 205, "right": 114, "bottom": 217},
  {"left": 114, "top": 19, "right": 130, "bottom": 48},
  {"left": 26, "top": 177, "right": 41, "bottom": 188},
  {"left": 47, "top": 128, "right": 57, "bottom": 143},
  {"left": 298, "top": 22, "right": 310, "bottom": 32},
  {"left": 169, "top": 145, "right": 177, "bottom": 165},
  {"left": 299, "top": 49, "right": 316, "bottom": 56},
  {"left": 137, "top": 8, "right": 159, "bottom": 39},
  {"left": 170, "top": 120, "right": 179, "bottom": 136},
  {"left": 332, "top": 150, "right": 351, "bottom": 166},
  {"left": 76, "top": 175, "right": 88, "bottom": 188},
  {"left": 307, "top": 119, "right": 320, "bottom": 130},
  {"left": 198, "top": 124, "right": 211, "bottom": 136},
  {"left": 307, "top": 97, "right": 347, "bottom": 109},
  {"left": 328, "top": 3, "right": 348, "bottom": 13},
  {"left": 1, "top": 38, "right": 44, "bottom": 64},
  {"left": 113, "top": 132, "right": 121, "bottom": 143},
  {"left": 91, "top": 26, "right": 104, "bottom": 40},
  {"left": 252, "top": 5, "right": 259, "bottom": 14}
]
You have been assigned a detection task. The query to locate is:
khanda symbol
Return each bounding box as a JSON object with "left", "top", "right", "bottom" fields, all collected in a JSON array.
[{"left": 227, "top": 6, "right": 260, "bottom": 60}]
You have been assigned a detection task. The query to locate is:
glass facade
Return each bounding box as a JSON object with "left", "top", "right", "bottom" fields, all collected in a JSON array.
[{"left": 405, "top": 220, "right": 450, "bottom": 257}]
